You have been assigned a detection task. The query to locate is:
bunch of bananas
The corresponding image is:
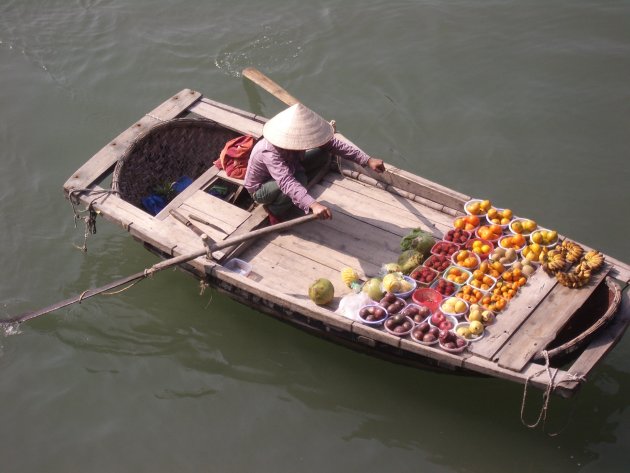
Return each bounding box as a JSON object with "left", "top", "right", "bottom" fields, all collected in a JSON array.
[
  {"left": 540, "top": 248, "right": 566, "bottom": 273},
  {"left": 583, "top": 250, "right": 605, "bottom": 272},
  {"left": 560, "top": 239, "right": 584, "bottom": 264},
  {"left": 550, "top": 240, "right": 606, "bottom": 289},
  {"left": 556, "top": 270, "right": 590, "bottom": 288}
]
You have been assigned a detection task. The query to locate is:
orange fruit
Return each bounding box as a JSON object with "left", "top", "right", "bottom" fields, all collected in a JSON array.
[{"left": 467, "top": 215, "right": 480, "bottom": 227}]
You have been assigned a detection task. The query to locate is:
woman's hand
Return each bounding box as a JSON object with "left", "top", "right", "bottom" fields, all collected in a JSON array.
[
  {"left": 367, "top": 158, "right": 385, "bottom": 173},
  {"left": 310, "top": 202, "right": 332, "bottom": 220}
]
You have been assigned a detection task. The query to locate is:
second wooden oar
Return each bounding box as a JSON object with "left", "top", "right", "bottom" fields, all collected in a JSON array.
[{"left": 2, "top": 213, "right": 318, "bottom": 325}]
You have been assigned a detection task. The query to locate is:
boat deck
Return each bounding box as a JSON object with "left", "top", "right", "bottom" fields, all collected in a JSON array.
[{"left": 63, "top": 89, "right": 630, "bottom": 397}]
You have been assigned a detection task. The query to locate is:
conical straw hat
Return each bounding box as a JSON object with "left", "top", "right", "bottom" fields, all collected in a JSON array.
[{"left": 263, "top": 103, "right": 334, "bottom": 150}]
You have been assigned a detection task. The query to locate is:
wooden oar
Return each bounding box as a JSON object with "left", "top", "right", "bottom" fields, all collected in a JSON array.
[
  {"left": 242, "top": 67, "right": 300, "bottom": 106},
  {"left": 2, "top": 213, "right": 318, "bottom": 325}
]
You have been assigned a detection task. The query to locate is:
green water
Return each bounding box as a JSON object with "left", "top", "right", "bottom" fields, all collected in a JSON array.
[{"left": 1, "top": 1, "right": 629, "bottom": 471}]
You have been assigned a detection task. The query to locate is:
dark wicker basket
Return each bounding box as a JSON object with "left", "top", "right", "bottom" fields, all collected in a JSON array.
[{"left": 112, "top": 118, "right": 240, "bottom": 209}]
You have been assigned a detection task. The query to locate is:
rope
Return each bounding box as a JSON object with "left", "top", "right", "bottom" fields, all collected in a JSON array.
[
  {"left": 68, "top": 188, "right": 119, "bottom": 252},
  {"left": 521, "top": 351, "right": 556, "bottom": 429},
  {"left": 520, "top": 350, "right": 587, "bottom": 433},
  {"left": 199, "top": 279, "right": 209, "bottom": 296},
  {"left": 102, "top": 278, "right": 146, "bottom": 296}
]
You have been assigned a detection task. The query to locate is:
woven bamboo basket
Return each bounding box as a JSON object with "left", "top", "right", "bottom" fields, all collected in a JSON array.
[{"left": 112, "top": 118, "right": 239, "bottom": 209}]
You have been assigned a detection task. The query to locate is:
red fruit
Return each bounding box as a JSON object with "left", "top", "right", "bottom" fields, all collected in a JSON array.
[{"left": 439, "top": 320, "right": 453, "bottom": 331}]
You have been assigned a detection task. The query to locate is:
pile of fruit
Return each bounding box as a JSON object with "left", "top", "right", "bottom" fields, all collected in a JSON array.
[{"left": 325, "top": 196, "right": 605, "bottom": 356}]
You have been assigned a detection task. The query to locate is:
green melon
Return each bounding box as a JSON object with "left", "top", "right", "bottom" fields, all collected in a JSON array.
[{"left": 308, "top": 278, "right": 334, "bottom": 305}]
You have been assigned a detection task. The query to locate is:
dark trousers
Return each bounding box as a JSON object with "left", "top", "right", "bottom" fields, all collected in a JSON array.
[{"left": 252, "top": 148, "right": 330, "bottom": 216}]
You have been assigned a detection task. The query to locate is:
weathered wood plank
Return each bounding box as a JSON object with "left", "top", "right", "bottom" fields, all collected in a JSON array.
[
  {"left": 188, "top": 101, "right": 264, "bottom": 138},
  {"left": 310, "top": 181, "right": 451, "bottom": 238},
  {"left": 184, "top": 190, "right": 251, "bottom": 229},
  {"left": 469, "top": 270, "right": 558, "bottom": 360},
  {"left": 496, "top": 266, "right": 611, "bottom": 371},
  {"left": 351, "top": 322, "right": 403, "bottom": 348},
  {"left": 294, "top": 217, "right": 399, "bottom": 275},
  {"left": 155, "top": 166, "right": 222, "bottom": 220},
  {"left": 219, "top": 206, "right": 270, "bottom": 262},
  {"left": 564, "top": 288, "right": 630, "bottom": 382},
  {"left": 64, "top": 89, "right": 202, "bottom": 191},
  {"left": 598, "top": 254, "right": 629, "bottom": 287},
  {"left": 260, "top": 223, "right": 385, "bottom": 278},
  {"left": 322, "top": 172, "right": 456, "bottom": 238},
  {"left": 198, "top": 97, "right": 269, "bottom": 124},
  {"left": 400, "top": 338, "right": 468, "bottom": 367},
  {"left": 238, "top": 238, "right": 354, "bottom": 330},
  {"left": 461, "top": 355, "right": 580, "bottom": 397},
  {"left": 334, "top": 132, "right": 470, "bottom": 211},
  {"left": 336, "top": 168, "right": 456, "bottom": 216}
]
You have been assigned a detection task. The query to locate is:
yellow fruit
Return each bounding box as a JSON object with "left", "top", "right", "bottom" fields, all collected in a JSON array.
[
  {"left": 468, "top": 202, "right": 481, "bottom": 215},
  {"left": 341, "top": 267, "right": 360, "bottom": 287},
  {"left": 522, "top": 265, "right": 536, "bottom": 277},
  {"left": 457, "top": 326, "right": 472, "bottom": 339},
  {"left": 454, "top": 300, "right": 467, "bottom": 313},
  {"left": 469, "top": 321, "right": 484, "bottom": 336},
  {"left": 468, "top": 310, "right": 483, "bottom": 322},
  {"left": 382, "top": 273, "right": 402, "bottom": 293},
  {"left": 523, "top": 220, "right": 537, "bottom": 232},
  {"left": 503, "top": 209, "right": 513, "bottom": 219},
  {"left": 531, "top": 232, "right": 543, "bottom": 244},
  {"left": 512, "top": 221, "right": 523, "bottom": 234},
  {"left": 481, "top": 311, "right": 496, "bottom": 325},
  {"left": 480, "top": 200, "right": 491, "bottom": 212}
]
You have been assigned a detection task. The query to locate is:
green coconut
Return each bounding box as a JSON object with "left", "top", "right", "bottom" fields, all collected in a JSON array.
[
  {"left": 308, "top": 278, "right": 335, "bottom": 305},
  {"left": 362, "top": 277, "right": 384, "bottom": 301}
]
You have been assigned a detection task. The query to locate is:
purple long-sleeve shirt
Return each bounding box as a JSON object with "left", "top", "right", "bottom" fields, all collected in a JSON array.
[{"left": 244, "top": 136, "right": 371, "bottom": 212}]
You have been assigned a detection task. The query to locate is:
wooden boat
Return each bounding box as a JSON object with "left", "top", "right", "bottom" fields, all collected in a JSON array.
[{"left": 62, "top": 86, "right": 630, "bottom": 398}]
